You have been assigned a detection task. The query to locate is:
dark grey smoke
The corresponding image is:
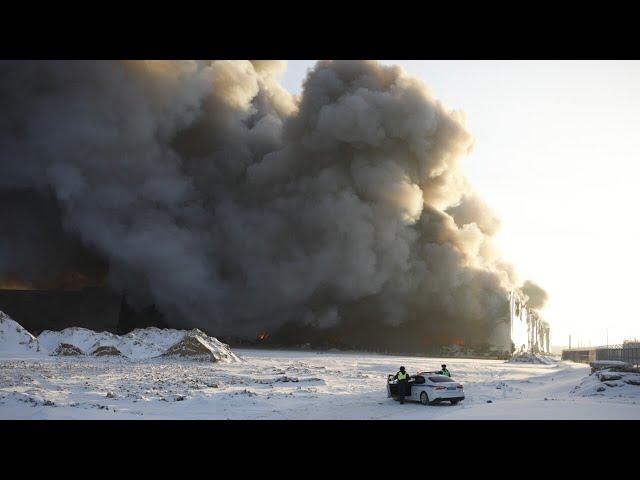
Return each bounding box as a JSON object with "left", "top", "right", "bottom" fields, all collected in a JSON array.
[
  {"left": 0, "top": 190, "right": 107, "bottom": 286},
  {"left": 0, "top": 60, "right": 545, "bottom": 348},
  {"left": 521, "top": 280, "right": 548, "bottom": 310}
]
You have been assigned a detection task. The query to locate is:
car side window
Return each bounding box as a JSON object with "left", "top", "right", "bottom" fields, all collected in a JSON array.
[{"left": 414, "top": 375, "right": 425, "bottom": 384}]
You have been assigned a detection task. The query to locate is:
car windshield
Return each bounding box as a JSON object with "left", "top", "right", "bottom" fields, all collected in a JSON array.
[{"left": 429, "top": 376, "right": 455, "bottom": 383}]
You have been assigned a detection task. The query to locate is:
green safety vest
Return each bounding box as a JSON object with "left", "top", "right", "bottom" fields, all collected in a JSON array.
[
  {"left": 441, "top": 369, "right": 450, "bottom": 377},
  {"left": 397, "top": 371, "right": 407, "bottom": 380}
]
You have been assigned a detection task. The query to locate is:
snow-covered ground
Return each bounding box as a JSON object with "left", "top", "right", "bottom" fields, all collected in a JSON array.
[{"left": 1, "top": 348, "right": 639, "bottom": 419}]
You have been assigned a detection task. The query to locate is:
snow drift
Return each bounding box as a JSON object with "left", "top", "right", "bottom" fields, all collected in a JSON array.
[{"left": 0, "top": 310, "right": 46, "bottom": 357}]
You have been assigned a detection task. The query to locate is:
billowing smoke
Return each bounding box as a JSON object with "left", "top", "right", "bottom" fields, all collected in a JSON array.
[
  {"left": 521, "top": 280, "right": 548, "bottom": 310},
  {"left": 0, "top": 60, "right": 544, "bottom": 349},
  {"left": 0, "top": 190, "right": 107, "bottom": 288}
]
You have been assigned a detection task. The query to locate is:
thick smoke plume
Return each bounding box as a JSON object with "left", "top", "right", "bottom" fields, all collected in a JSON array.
[
  {"left": 0, "top": 60, "right": 544, "bottom": 348},
  {"left": 521, "top": 280, "right": 548, "bottom": 310}
]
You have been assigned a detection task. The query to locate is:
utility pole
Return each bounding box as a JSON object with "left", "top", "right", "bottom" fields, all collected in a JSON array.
[
  {"left": 569, "top": 334, "right": 571, "bottom": 349},
  {"left": 607, "top": 328, "right": 608, "bottom": 348}
]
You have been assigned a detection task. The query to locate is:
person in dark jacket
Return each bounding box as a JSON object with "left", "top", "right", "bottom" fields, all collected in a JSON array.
[
  {"left": 393, "top": 366, "right": 410, "bottom": 404},
  {"left": 437, "top": 364, "right": 451, "bottom": 377}
]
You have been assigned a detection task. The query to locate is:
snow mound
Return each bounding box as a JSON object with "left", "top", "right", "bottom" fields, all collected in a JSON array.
[
  {"left": 160, "top": 334, "right": 223, "bottom": 362},
  {"left": 91, "top": 345, "right": 124, "bottom": 357},
  {"left": 37, "top": 326, "right": 240, "bottom": 362},
  {"left": 124, "top": 327, "right": 241, "bottom": 362},
  {"left": 52, "top": 343, "right": 84, "bottom": 356},
  {"left": 571, "top": 366, "right": 640, "bottom": 398},
  {"left": 506, "top": 352, "right": 558, "bottom": 364},
  {"left": 38, "top": 328, "right": 118, "bottom": 355},
  {"left": 0, "top": 310, "right": 46, "bottom": 357}
]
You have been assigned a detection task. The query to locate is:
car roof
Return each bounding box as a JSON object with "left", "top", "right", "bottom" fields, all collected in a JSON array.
[{"left": 413, "top": 372, "right": 452, "bottom": 378}]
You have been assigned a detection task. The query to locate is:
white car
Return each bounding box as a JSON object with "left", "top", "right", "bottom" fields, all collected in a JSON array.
[{"left": 386, "top": 371, "right": 465, "bottom": 405}]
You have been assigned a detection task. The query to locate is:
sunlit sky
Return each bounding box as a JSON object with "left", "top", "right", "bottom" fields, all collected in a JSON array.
[{"left": 281, "top": 60, "right": 640, "bottom": 347}]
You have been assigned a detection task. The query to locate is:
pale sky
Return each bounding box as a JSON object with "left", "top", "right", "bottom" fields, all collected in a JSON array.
[{"left": 281, "top": 60, "right": 640, "bottom": 347}]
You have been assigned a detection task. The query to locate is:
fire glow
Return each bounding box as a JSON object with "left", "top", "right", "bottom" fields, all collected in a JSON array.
[
  {"left": 0, "top": 272, "right": 104, "bottom": 291},
  {"left": 0, "top": 279, "right": 37, "bottom": 290}
]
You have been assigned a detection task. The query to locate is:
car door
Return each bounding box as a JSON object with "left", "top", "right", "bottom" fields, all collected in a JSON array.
[{"left": 411, "top": 375, "right": 427, "bottom": 400}]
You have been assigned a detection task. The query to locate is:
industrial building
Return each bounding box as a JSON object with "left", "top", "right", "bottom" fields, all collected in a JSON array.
[
  {"left": 0, "top": 286, "right": 550, "bottom": 357},
  {"left": 0, "top": 286, "right": 167, "bottom": 336},
  {"left": 510, "top": 291, "right": 551, "bottom": 354}
]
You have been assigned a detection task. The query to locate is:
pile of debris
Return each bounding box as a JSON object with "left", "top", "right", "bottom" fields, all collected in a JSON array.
[
  {"left": 589, "top": 361, "right": 640, "bottom": 387},
  {"left": 571, "top": 361, "right": 640, "bottom": 396},
  {"left": 589, "top": 360, "right": 637, "bottom": 374},
  {"left": 91, "top": 345, "right": 125, "bottom": 357},
  {"left": 160, "top": 331, "right": 237, "bottom": 363},
  {"left": 506, "top": 352, "right": 558, "bottom": 364},
  {"left": 51, "top": 343, "right": 83, "bottom": 356}
]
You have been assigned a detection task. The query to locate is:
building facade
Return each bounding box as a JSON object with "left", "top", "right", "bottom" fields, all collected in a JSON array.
[{"left": 510, "top": 291, "right": 550, "bottom": 354}]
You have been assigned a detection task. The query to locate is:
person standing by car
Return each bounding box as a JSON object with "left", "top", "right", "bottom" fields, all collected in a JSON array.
[
  {"left": 394, "top": 366, "right": 409, "bottom": 404},
  {"left": 437, "top": 364, "right": 451, "bottom": 377}
]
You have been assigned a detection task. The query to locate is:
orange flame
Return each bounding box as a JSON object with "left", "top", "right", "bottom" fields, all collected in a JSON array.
[
  {"left": 258, "top": 332, "right": 269, "bottom": 340},
  {"left": 0, "top": 279, "right": 38, "bottom": 290},
  {"left": 0, "top": 271, "right": 105, "bottom": 291},
  {"left": 421, "top": 335, "right": 466, "bottom": 346}
]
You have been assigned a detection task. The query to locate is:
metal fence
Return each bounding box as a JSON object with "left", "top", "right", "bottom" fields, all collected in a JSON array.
[
  {"left": 562, "top": 345, "right": 640, "bottom": 367},
  {"left": 595, "top": 347, "right": 640, "bottom": 367}
]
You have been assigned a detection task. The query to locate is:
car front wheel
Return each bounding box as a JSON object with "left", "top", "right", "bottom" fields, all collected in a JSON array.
[
  {"left": 420, "top": 391, "right": 429, "bottom": 405},
  {"left": 450, "top": 400, "right": 460, "bottom": 405}
]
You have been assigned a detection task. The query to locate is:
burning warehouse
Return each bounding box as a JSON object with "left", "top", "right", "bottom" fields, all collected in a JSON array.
[
  {"left": 510, "top": 290, "right": 551, "bottom": 354},
  {"left": 0, "top": 284, "right": 168, "bottom": 336},
  {"left": 0, "top": 60, "right": 549, "bottom": 354}
]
